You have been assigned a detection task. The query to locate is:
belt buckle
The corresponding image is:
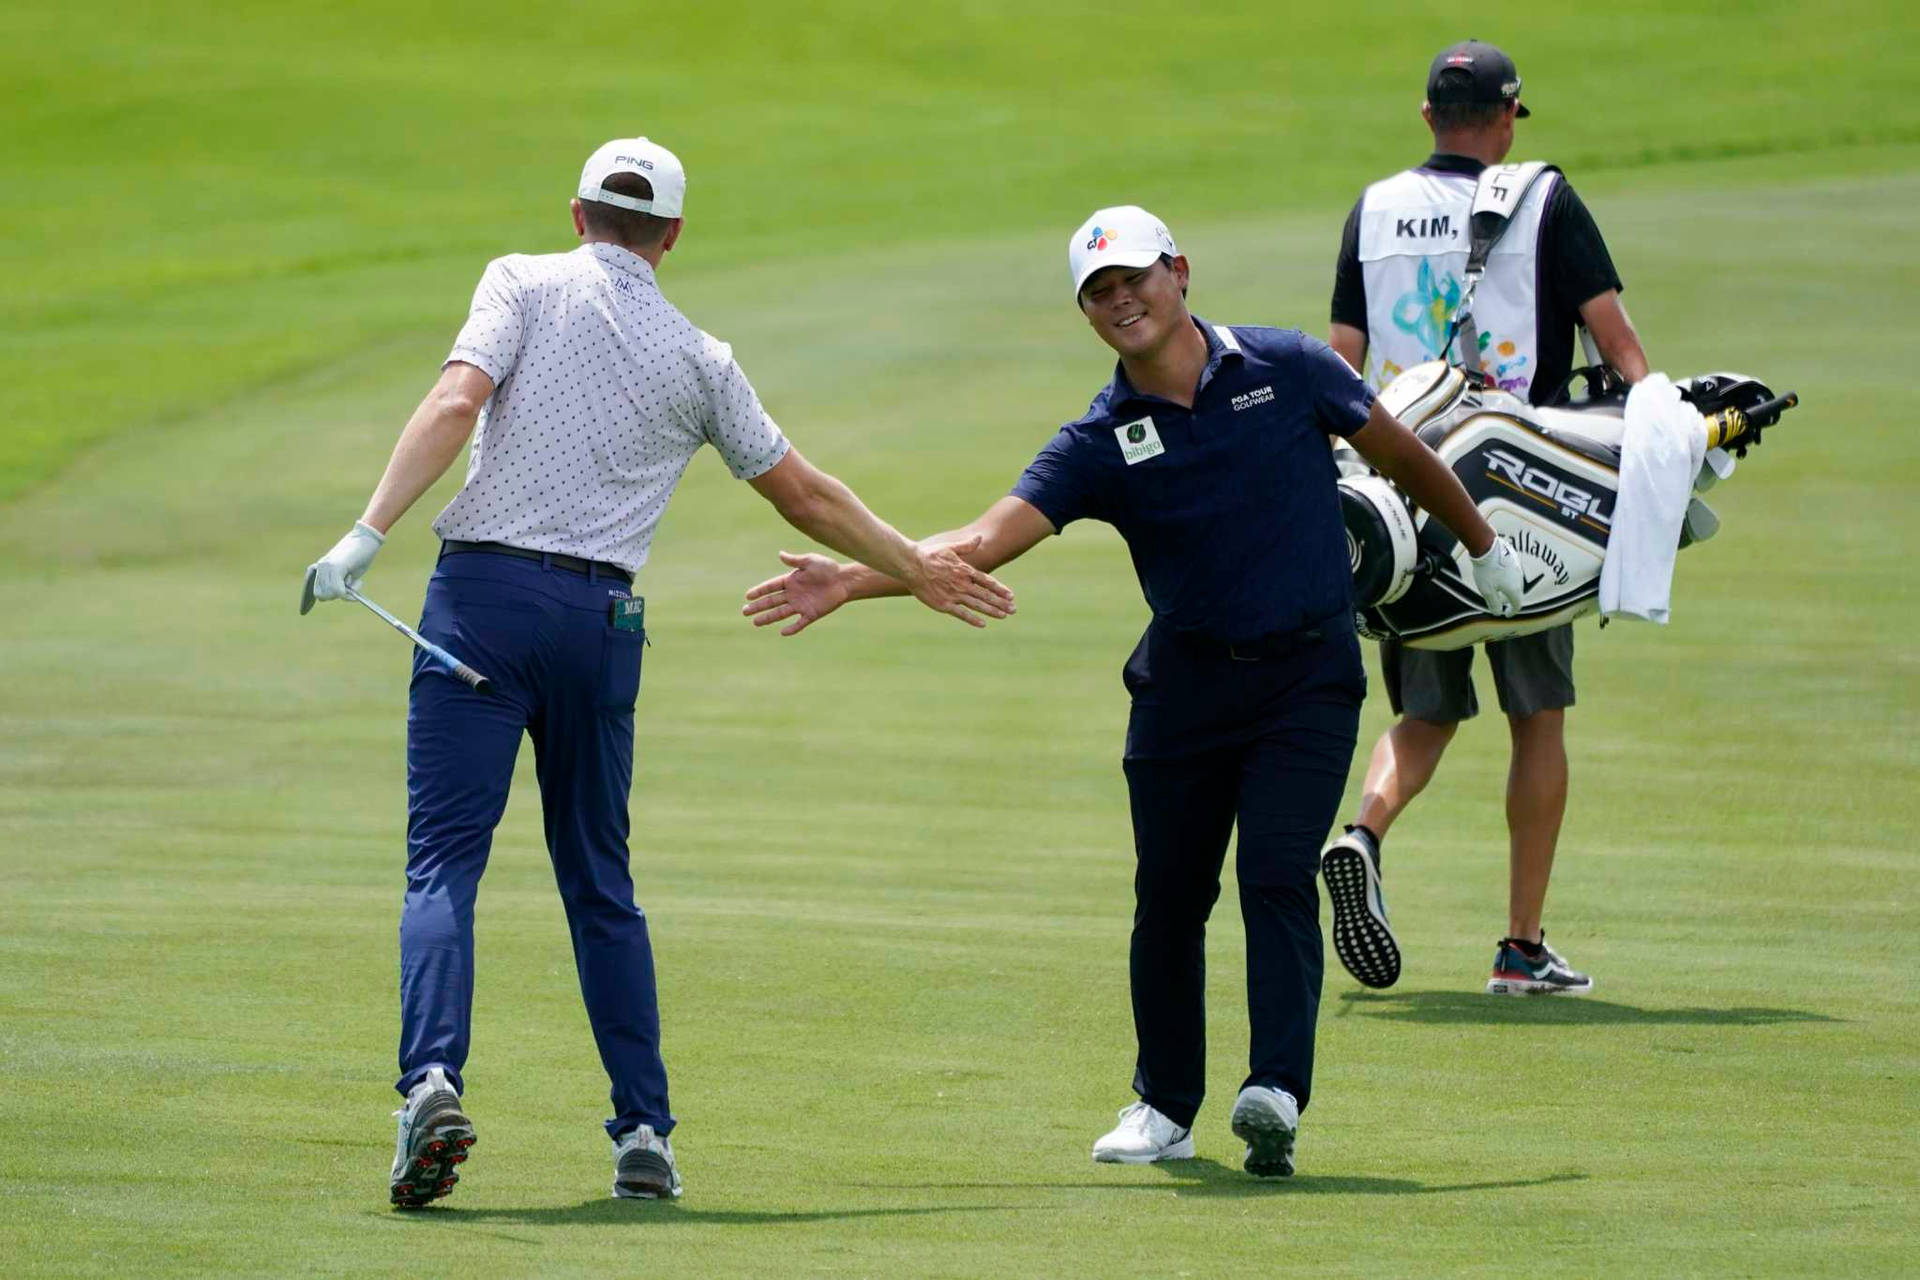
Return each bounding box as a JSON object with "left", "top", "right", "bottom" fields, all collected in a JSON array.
[{"left": 1227, "top": 642, "right": 1259, "bottom": 663}]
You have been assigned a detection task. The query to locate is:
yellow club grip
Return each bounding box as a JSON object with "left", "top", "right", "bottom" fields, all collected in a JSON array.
[{"left": 1702, "top": 407, "right": 1749, "bottom": 450}]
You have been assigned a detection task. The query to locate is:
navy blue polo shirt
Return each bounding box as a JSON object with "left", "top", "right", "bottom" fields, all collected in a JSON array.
[{"left": 1012, "top": 318, "right": 1375, "bottom": 644}]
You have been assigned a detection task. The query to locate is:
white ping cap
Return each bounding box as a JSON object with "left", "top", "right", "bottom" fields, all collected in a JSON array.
[
  {"left": 1068, "top": 205, "right": 1178, "bottom": 300},
  {"left": 577, "top": 137, "right": 687, "bottom": 218}
]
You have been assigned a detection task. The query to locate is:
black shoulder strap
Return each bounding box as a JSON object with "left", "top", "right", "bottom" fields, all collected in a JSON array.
[
  {"left": 1445, "top": 161, "right": 1561, "bottom": 372},
  {"left": 1464, "top": 161, "right": 1560, "bottom": 274}
]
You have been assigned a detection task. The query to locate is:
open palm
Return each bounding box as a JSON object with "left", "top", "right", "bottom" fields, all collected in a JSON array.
[{"left": 742, "top": 552, "right": 851, "bottom": 636}]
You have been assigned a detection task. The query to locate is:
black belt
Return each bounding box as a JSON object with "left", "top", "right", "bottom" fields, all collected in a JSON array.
[
  {"left": 441, "top": 540, "right": 633, "bottom": 585},
  {"left": 1171, "top": 613, "right": 1348, "bottom": 662}
]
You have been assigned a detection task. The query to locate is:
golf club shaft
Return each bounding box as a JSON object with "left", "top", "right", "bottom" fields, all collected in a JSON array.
[{"left": 344, "top": 587, "right": 494, "bottom": 693}]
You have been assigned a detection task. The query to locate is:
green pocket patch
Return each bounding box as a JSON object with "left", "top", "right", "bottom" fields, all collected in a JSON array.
[{"left": 610, "top": 596, "right": 646, "bottom": 634}]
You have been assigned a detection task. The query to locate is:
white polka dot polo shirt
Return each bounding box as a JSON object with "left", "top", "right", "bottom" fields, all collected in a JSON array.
[{"left": 431, "top": 241, "right": 791, "bottom": 573}]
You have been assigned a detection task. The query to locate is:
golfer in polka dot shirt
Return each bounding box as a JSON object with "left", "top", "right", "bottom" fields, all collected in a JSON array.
[{"left": 303, "top": 136, "right": 1013, "bottom": 1206}]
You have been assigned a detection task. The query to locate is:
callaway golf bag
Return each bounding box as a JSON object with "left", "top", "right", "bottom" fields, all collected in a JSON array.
[{"left": 1336, "top": 359, "right": 1798, "bottom": 650}]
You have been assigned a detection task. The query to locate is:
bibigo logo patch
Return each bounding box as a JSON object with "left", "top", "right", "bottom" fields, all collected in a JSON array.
[{"left": 1115, "top": 416, "right": 1165, "bottom": 465}]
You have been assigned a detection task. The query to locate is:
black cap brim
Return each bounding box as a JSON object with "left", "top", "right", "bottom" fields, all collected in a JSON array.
[{"left": 1516, "top": 101, "right": 1532, "bottom": 119}]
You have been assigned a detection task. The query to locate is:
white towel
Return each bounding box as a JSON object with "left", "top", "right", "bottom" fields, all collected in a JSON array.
[{"left": 1599, "top": 374, "right": 1706, "bottom": 624}]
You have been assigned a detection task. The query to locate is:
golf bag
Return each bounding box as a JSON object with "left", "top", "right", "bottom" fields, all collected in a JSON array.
[{"left": 1337, "top": 360, "right": 1796, "bottom": 650}]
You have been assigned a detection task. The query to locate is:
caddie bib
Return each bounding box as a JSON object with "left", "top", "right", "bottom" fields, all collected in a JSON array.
[{"left": 1357, "top": 165, "right": 1557, "bottom": 400}]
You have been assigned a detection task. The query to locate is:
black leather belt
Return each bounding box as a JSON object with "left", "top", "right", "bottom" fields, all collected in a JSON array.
[
  {"left": 1173, "top": 613, "right": 1348, "bottom": 662},
  {"left": 441, "top": 540, "right": 633, "bottom": 586}
]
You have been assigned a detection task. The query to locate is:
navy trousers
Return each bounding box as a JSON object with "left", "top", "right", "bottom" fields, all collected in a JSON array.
[
  {"left": 1120, "top": 616, "right": 1364, "bottom": 1128},
  {"left": 396, "top": 549, "right": 669, "bottom": 1139}
]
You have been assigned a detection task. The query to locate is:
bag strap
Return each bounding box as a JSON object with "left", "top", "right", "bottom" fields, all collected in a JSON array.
[
  {"left": 1444, "top": 161, "right": 1561, "bottom": 372},
  {"left": 1465, "top": 162, "right": 1558, "bottom": 273}
]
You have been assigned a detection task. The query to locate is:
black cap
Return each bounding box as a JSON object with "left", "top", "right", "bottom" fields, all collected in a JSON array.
[{"left": 1426, "top": 39, "right": 1530, "bottom": 119}]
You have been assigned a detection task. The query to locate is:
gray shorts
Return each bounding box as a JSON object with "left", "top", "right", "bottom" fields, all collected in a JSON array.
[{"left": 1380, "top": 624, "right": 1575, "bottom": 722}]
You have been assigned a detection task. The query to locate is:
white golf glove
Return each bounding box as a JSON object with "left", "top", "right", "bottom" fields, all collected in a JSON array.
[
  {"left": 1469, "top": 536, "right": 1525, "bottom": 618},
  {"left": 307, "top": 521, "right": 385, "bottom": 603}
]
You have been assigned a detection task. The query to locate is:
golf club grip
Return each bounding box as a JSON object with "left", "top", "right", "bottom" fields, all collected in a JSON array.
[
  {"left": 439, "top": 653, "right": 491, "bottom": 693},
  {"left": 1702, "top": 391, "right": 1800, "bottom": 450},
  {"left": 1743, "top": 391, "right": 1798, "bottom": 427}
]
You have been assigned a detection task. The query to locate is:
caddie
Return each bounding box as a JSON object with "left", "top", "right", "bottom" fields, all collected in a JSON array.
[
  {"left": 1320, "top": 39, "right": 1651, "bottom": 996},
  {"left": 741, "top": 206, "right": 1524, "bottom": 1175},
  {"left": 302, "top": 136, "right": 1013, "bottom": 1207}
]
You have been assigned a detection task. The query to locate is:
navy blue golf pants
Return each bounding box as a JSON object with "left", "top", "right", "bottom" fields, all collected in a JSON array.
[
  {"left": 1121, "top": 618, "right": 1364, "bottom": 1128},
  {"left": 397, "top": 549, "right": 668, "bottom": 1139}
]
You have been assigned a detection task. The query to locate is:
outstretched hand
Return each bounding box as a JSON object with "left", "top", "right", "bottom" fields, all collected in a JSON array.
[
  {"left": 902, "top": 534, "right": 1016, "bottom": 628},
  {"left": 742, "top": 551, "right": 852, "bottom": 636},
  {"left": 740, "top": 534, "right": 1016, "bottom": 637}
]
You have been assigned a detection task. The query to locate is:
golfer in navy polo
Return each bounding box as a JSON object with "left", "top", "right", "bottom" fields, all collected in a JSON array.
[{"left": 742, "top": 206, "right": 1524, "bottom": 1175}]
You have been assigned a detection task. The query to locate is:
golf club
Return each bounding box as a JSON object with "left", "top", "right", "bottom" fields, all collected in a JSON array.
[{"left": 301, "top": 567, "right": 495, "bottom": 694}]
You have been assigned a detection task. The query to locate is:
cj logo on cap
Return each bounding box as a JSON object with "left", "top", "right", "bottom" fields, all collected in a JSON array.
[{"left": 1088, "top": 222, "right": 1175, "bottom": 253}]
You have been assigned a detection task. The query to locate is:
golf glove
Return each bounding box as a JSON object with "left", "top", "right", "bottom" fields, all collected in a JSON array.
[
  {"left": 308, "top": 521, "right": 385, "bottom": 602},
  {"left": 1469, "top": 536, "right": 1525, "bottom": 618}
]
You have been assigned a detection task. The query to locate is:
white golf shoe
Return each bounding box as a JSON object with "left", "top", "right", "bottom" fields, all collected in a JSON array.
[
  {"left": 1229, "top": 1085, "right": 1299, "bottom": 1178},
  {"left": 389, "top": 1067, "right": 476, "bottom": 1208},
  {"left": 612, "top": 1125, "right": 683, "bottom": 1199},
  {"left": 1091, "top": 1101, "right": 1194, "bottom": 1164},
  {"left": 1322, "top": 826, "right": 1401, "bottom": 989}
]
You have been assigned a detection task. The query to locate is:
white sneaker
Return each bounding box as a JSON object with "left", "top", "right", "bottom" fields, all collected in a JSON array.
[
  {"left": 1229, "top": 1085, "right": 1298, "bottom": 1178},
  {"left": 612, "top": 1125, "right": 683, "bottom": 1199},
  {"left": 389, "top": 1067, "right": 476, "bottom": 1208},
  {"left": 1322, "top": 827, "right": 1400, "bottom": 989},
  {"left": 1091, "top": 1101, "right": 1194, "bottom": 1164}
]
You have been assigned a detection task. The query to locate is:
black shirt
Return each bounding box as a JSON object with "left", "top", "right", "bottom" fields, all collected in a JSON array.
[{"left": 1330, "top": 153, "right": 1623, "bottom": 406}]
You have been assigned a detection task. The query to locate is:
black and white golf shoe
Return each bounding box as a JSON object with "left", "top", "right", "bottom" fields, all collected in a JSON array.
[
  {"left": 389, "top": 1067, "right": 476, "bottom": 1209},
  {"left": 1229, "top": 1085, "right": 1299, "bottom": 1178},
  {"left": 1322, "top": 826, "right": 1401, "bottom": 989},
  {"left": 612, "top": 1124, "right": 682, "bottom": 1200}
]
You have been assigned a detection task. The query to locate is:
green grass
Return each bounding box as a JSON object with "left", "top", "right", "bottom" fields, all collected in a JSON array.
[
  {"left": 4, "top": 2, "right": 1919, "bottom": 1276},
  {"left": 6, "top": 0, "right": 1919, "bottom": 498}
]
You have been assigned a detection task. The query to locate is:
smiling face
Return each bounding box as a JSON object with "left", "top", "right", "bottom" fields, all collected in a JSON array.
[{"left": 1077, "top": 255, "right": 1192, "bottom": 360}]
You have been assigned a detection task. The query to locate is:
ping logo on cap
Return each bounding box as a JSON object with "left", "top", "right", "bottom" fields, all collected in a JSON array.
[{"left": 615, "top": 155, "right": 656, "bottom": 170}]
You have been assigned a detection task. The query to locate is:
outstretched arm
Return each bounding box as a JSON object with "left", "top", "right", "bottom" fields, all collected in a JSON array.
[
  {"left": 1347, "top": 400, "right": 1526, "bottom": 617},
  {"left": 747, "top": 448, "right": 1015, "bottom": 628},
  {"left": 743, "top": 495, "right": 1053, "bottom": 636}
]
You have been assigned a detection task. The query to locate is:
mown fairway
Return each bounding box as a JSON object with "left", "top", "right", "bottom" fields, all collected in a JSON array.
[{"left": 3, "top": 3, "right": 1917, "bottom": 1276}]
